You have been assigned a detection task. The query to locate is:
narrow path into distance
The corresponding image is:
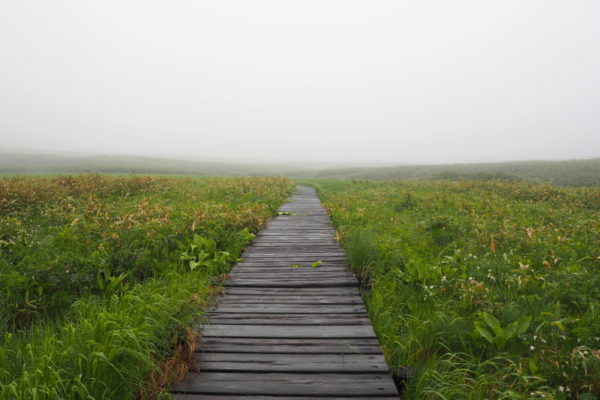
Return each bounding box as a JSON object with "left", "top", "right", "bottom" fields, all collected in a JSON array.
[{"left": 171, "top": 186, "right": 400, "bottom": 399}]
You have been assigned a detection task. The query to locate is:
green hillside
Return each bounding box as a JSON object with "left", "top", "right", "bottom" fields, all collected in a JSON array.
[{"left": 304, "top": 159, "right": 600, "bottom": 186}]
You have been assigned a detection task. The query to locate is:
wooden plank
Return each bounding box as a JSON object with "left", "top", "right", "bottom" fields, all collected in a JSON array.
[
  {"left": 218, "top": 296, "right": 362, "bottom": 304},
  {"left": 231, "top": 268, "right": 352, "bottom": 274},
  {"left": 268, "top": 222, "right": 332, "bottom": 225},
  {"left": 231, "top": 268, "right": 350, "bottom": 274},
  {"left": 233, "top": 264, "right": 350, "bottom": 270},
  {"left": 253, "top": 230, "right": 334, "bottom": 234},
  {"left": 243, "top": 250, "right": 346, "bottom": 255},
  {"left": 198, "top": 337, "right": 382, "bottom": 354},
  {"left": 173, "top": 396, "right": 398, "bottom": 400},
  {"left": 258, "top": 228, "right": 333, "bottom": 231},
  {"left": 234, "top": 260, "right": 349, "bottom": 266},
  {"left": 270, "top": 220, "right": 332, "bottom": 223},
  {"left": 260, "top": 231, "right": 334, "bottom": 235},
  {"left": 241, "top": 254, "right": 347, "bottom": 259},
  {"left": 213, "top": 304, "right": 366, "bottom": 314},
  {"left": 223, "top": 287, "right": 361, "bottom": 296},
  {"left": 269, "top": 218, "right": 330, "bottom": 220},
  {"left": 208, "top": 313, "right": 370, "bottom": 326},
  {"left": 242, "top": 247, "right": 344, "bottom": 253},
  {"left": 238, "top": 256, "right": 347, "bottom": 261},
  {"left": 227, "top": 274, "right": 355, "bottom": 281},
  {"left": 227, "top": 276, "right": 356, "bottom": 281},
  {"left": 229, "top": 273, "right": 354, "bottom": 280},
  {"left": 231, "top": 270, "right": 351, "bottom": 276},
  {"left": 225, "top": 280, "right": 357, "bottom": 288},
  {"left": 248, "top": 243, "right": 339, "bottom": 247},
  {"left": 255, "top": 234, "right": 334, "bottom": 236},
  {"left": 258, "top": 230, "right": 333, "bottom": 232},
  {"left": 245, "top": 244, "right": 339, "bottom": 247},
  {"left": 232, "top": 267, "right": 351, "bottom": 272},
  {"left": 236, "top": 261, "right": 349, "bottom": 267},
  {"left": 247, "top": 237, "right": 337, "bottom": 241},
  {"left": 202, "top": 324, "right": 376, "bottom": 338},
  {"left": 196, "top": 353, "right": 389, "bottom": 373},
  {"left": 255, "top": 236, "right": 337, "bottom": 240},
  {"left": 264, "top": 226, "right": 333, "bottom": 230},
  {"left": 170, "top": 372, "right": 398, "bottom": 396},
  {"left": 248, "top": 241, "right": 340, "bottom": 245}
]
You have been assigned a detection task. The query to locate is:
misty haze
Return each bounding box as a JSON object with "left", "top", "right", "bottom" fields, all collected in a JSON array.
[
  {"left": 1, "top": 2, "right": 599, "bottom": 400},
  {"left": 1, "top": 1, "right": 599, "bottom": 165}
]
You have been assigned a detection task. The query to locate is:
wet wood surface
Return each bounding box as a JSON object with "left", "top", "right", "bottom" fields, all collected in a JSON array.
[{"left": 170, "top": 186, "right": 399, "bottom": 398}]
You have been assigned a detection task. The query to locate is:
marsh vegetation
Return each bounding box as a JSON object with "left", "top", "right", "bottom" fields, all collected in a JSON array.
[
  {"left": 0, "top": 175, "right": 294, "bottom": 399},
  {"left": 312, "top": 179, "right": 599, "bottom": 399}
]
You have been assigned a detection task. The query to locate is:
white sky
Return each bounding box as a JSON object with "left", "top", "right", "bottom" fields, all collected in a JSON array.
[{"left": 1, "top": 0, "right": 599, "bottom": 164}]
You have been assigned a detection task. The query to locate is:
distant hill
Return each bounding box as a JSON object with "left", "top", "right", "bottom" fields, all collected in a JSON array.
[
  {"left": 299, "top": 159, "right": 600, "bottom": 187},
  {"left": 0, "top": 153, "right": 296, "bottom": 177},
  {"left": 1, "top": 152, "right": 598, "bottom": 186}
]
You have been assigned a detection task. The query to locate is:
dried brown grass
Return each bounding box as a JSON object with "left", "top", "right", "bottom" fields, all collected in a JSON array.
[{"left": 137, "top": 327, "right": 199, "bottom": 400}]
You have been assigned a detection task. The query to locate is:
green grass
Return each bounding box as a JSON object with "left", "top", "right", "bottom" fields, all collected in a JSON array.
[
  {"left": 1, "top": 270, "right": 210, "bottom": 399},
  {"left": 304, "top": 158, "right": 600, "bottom": 186},
  {"left": 2, "top": 152, "right": 599, "bottom": 186},
  {"left": 0, "top": 174, "right": 295, "bottom": 399},
  {"left": 310, "top": 179, "right": 600, "bottom": 399}
]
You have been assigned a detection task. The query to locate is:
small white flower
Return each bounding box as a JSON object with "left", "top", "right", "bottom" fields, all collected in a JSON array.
[{"left": 530, "top": 345, "right": 535, "bottom": 351}]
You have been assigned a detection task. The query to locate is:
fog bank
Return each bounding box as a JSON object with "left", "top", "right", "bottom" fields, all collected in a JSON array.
[{"left": 1, "top": 1, "right": 599, "bottom": 163}]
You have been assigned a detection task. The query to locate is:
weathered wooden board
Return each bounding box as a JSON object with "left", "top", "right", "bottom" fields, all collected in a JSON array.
[
  {"left": 173, "top": 396, "right": 399, "bottom": 400},
  {"left": 196, "top": 353, "right": 389, "bottom": 373},
  {"left": 229, "top": 272, "right": 355, "bottom": 280},
  {"left": 247, "top": 243, "right": 339, "bottom": 252},
  {"left": 202, "top": 324, "right": 376, "bottom": 338},
  {"left": 235, "top": 261, "right": 349, "bottom": 268},
  {"left": 223, "top": 287, "right": 361, "bottom": 296},
  {"left": 225, "top": 279, "right": 357, "bottom": 288},
  {"left": 212, "top": 304, "right": 367, "bottom": 314},
  {"left": 231, "top": 267, "right": 351, "bottom": 274},
  {"left": 242, "top": 254, "right": 347, "bottom": 259},
  {"left": 170, "top": 372, "right": 398, "bottom": 396},
  {"left": 198, "top": 337, "right": 382, "bottom": 354},
  {"left": 218, "top": 295, "right": 362, "bottom": 304},
  {"left": 243, "top": 254, "right": 344, "bottom": 258},
  {"left": 207, "top": 314, "right": 370, "bottom": 326}
]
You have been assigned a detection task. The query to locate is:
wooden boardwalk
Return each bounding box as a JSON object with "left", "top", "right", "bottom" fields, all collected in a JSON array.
[{"left": 171, "top": 186, "right": 399, "bottom": 399}]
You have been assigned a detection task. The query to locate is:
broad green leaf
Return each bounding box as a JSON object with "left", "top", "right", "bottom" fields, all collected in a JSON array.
[
  {"left": 482, "top": 312, "right": 503, "bottom": 336},
  {"left": 505, "top": 316, "right": 532, "bottom": 338},
  {"left": 474, "top": 321, "right": 494, "bottom": 345}
]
